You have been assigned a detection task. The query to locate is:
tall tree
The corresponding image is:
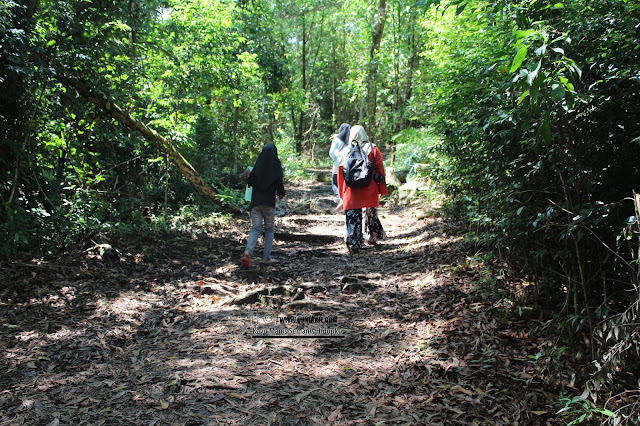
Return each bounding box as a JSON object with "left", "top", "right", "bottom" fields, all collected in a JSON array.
[{"left": 365, "top": 0, "right": 388, "bottom": 135}]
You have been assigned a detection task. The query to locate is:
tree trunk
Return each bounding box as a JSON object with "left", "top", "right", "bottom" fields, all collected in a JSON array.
[
  {"left": 62, "top": 76, "right": 218, "bottom": 201},
  {"left": 403, "top": 12, "right": 419, "bottom": 129},
  {"left": 296, "top": 14, "right": 308, "bottom": 154},
  {"left": 390, "top": 3, "right": 400, "bottom": 165},
  {"left": 25, "top": 0, "right": 39, "bottom": 18},
  {"left": 366, "top": 0, "right": 387, "bottom": 136},
  {"left": 331, "top": 38, "right": 336, "bottom": 122},
  {"left": 232, "top": 105, "right": 240, "bottom": 173}
]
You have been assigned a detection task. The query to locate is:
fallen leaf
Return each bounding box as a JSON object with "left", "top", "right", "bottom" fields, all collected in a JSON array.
[
  {"left": 394, "top": 396, "right": 408, "bottom": 404},
  {"left": 19, "top": 399, "right": 35, "bottom": 412},
  {"left": 295, "top": 388, "right": 320, "bottom": 403},
  {"left": 473, "top": 387, "right": 487, "bottom": 397},
  {"left": 228, "top": 392, "right": 246, "bottom": 400},
  {"left": 268, "top": 399, "right": 280, "bottom": 407},
  {"left": 208, "top": 394, "right": 226, "bottom": 403},
  {"left": 442, "top": 357, "right": 460, "bottom": 372},
  {"left": 160, "top": 400, "right": 169, "bottom": 410},
  {"left": 450, "top": 385, "right": 474, "bottom": 397},
  {"left": 65, "top": 395, "right": 89, "bottom": 405},
  {"left": 328, "top": 405, "right": 343, "bottom": 422}
]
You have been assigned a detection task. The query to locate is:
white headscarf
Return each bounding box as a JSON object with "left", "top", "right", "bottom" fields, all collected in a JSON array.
[
  {"left": 349, "top": 125, "right": 370, "bottom": 145},
  {"left": 340, "top": 125, "right": 374, "bottom": 165}
]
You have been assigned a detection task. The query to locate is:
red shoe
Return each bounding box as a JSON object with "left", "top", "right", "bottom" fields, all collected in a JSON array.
[{"left": 240, "top": 253, "right": 251, "bottom": 268}]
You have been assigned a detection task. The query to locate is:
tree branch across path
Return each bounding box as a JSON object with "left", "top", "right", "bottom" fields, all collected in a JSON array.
[{"left": 62, "top": 76, "right": 218, "bottom": 201}]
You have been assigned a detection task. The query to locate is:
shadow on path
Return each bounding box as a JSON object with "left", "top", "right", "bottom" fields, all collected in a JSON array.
[{"left": 0, "top": 179, "right": 562, "bottom": 425}]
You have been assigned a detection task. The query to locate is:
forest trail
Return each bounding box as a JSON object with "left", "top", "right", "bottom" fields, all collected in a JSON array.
[{"left": 0, "top": 178, "right": 565, "bottom": 425}]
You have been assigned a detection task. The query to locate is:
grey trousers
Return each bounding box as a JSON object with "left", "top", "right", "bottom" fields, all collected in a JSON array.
[{"left": 245, "top": 205, "right": 276, "bottom": 260}]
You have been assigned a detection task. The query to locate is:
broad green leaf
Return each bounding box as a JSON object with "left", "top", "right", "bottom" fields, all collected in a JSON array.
[
  {"left": 510, "top": 46, "right": 528, "bottom": 73},
  {"left": 515, "top": 29, "right": 536, "bottom": 40},
  {"left": 551, "top": 83, "right": 565, "bottom": 101},
  {"left": 566, "top": 59, "right": 582, "bottom": 78},
  {"left": 595, "top": 408, "right": 616, "bottom": 417},
  {"left": 539, "top": 120, "right": 552, "bottom": 142},
  {"left": 517, "top": 91, "right": 530, "bottom": 105},
  {"left": 527, "top": 59, "right": 542, "bottom": 85}
]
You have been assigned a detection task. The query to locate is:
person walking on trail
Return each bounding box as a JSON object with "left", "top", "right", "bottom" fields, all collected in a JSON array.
[
  {"left": 241, "top": 143, "right": 285, "bottom": 268},
  {"left": 337, "top": 125, "right": 388, "bottom": 253},
  {"left": 329, "top": 123, "right": 351, "bottom": 212}
]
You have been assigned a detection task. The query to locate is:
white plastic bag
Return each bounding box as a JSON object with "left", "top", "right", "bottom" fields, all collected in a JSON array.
[{"left": 244, "top": 166, "right": 253, "bottom": 202}]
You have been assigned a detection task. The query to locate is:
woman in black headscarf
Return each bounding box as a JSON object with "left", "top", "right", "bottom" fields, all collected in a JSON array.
[{"left": 241, "top": 143, "right": 285, "bottom": 268}]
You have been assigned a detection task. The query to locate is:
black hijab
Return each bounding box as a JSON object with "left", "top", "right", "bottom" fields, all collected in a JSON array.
[
  {"left": 250, "top": 143, "right": 283, "bottom": 192},
  {"left": 337, "top": 123, "right": 351, "bottom": 147}
]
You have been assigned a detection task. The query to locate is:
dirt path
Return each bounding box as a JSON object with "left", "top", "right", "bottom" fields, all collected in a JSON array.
[{"left": 0, "top": 179, "right": 565, "bottom": 425}]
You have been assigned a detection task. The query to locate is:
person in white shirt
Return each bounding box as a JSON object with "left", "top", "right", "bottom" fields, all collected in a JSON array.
[{"left": 329, "top": 123, "right": 351, "bottom": 212}]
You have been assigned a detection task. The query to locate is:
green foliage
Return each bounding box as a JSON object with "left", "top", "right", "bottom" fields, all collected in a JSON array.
[
  {"left": 387, "top": 127, "right": 445, "bottom": 205},
  {"left": 391, "top": 127, "right": 443, "bottom": 178},
  {"left": 413, "top": 0, "right": 640, "bottom": 415},
  {"left": 556, "top": 392, "right": 616, "bottom": 425},
  {"left": 3, "top": 3, "right": 640, "bottom": 419},
  {"left": 1, "top": 3, "right": 640, "bottom": 425},
  {"left": 0, "top": 0, "right": 296, "bottom": 257},
  {"left": 158, "top": 204, "right": 231, "bottom": 234},
  {"left": 212, "top": 183, "right": 246, "bottom": 212},
  {"left": 276, "top": 134, "right": 316, "bottom": 180}
]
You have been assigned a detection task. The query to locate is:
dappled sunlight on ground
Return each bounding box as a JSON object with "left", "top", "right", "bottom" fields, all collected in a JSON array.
[{"left": 0, "top": 178, "right": 566, "bottom": 424}]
